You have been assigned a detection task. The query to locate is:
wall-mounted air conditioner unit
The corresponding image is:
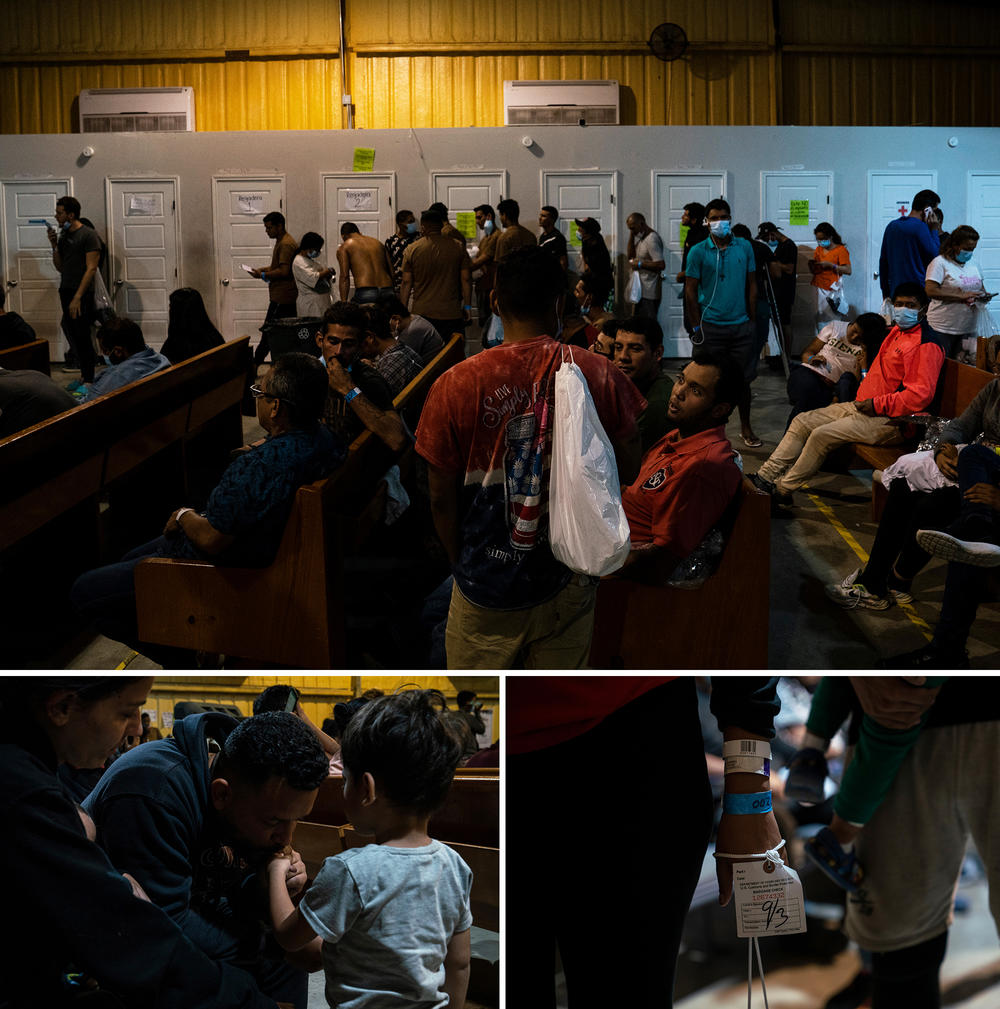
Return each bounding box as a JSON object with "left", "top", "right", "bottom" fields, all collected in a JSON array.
[
  {"left": 503, "top": 80, "right": 619, "bottom": 126},
  {"left": 78, "top": 87, "right": 195, "bottom": 133}
]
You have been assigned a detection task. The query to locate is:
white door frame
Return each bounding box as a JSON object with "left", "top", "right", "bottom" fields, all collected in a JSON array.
[
  {"left": 211, "top": 174, "right": 285, "bottom": 333},
  {"left": 540, "top": 168, "right": 620, "bottom": 278},
  {"left": 651, "top": 170, "right": 726, "bottom": 357},
  {"left": 430, "top": 170, "right": 509, "bottom": 206},
  {"left": 968, "top": 170, "right": 1000, "bottom": 332},
  {"left": 866, "top": 169, "right": 937, "bottom": 313},
  {"left": 0, "top": 177, "right": 73, "bottom": 355},
  {"left": 321, "top": 171, "right": 397, "bottom": 241},
  {"left": 104, "top": 176, "right": 183, "bottom": 307}
]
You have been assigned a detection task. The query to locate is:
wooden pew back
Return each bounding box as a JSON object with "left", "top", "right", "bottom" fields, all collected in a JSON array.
[
  {"left": 590, "top": 478, "right": 770, "bottom": 669},
  {"left": 0, "top": 337, "right": 249, "bottom": 553},
  {"left": 294, "top": 820, "right": 500, "bottom": 933},
  {"left": 305, "top": 773, "right": 499, "bottom": 849},
  {"left": 134, "top": 334, "right": 465, "bottom": 668},
  {"left": 0, "top": 338, "right": 50, "bottom": 375}
]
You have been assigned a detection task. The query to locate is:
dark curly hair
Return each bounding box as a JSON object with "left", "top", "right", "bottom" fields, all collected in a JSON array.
[
  {"left": 341, "top": 689, "right": 463, "bottom": 815},
  {"left": 216, "top": 711, "right": 329, "bottom": 792},
  {"left": 252, "top": 684, "right": 297, "bottom": 715}
]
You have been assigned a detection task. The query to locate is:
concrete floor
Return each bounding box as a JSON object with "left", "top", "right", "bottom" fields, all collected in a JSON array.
[{"left": 55, "top": 355, "right": 998, "bottom": 671}]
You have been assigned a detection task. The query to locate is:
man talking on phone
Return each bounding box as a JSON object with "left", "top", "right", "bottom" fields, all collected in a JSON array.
[{"left": 879, "top": 189, "right": 942, "bottom": 300}]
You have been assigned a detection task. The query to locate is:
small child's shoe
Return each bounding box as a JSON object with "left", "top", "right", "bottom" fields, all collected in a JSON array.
[
  {"left": 784, "top": 747, "right": 828, "bottom": 805},
  {"left": 805, "top": 826, "right": 864, "bottom": 893}
]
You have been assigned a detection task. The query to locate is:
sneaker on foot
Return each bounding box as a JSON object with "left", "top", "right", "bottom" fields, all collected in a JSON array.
[
  {"left": 65, "top": 378, "right": 86, "bottom": 393},
  {"left": 916, "top": 528, "right": 1000, "bottom": 568},
  {"left": 886, "top": 570, "right": 914, "bottom": 605},
  {"left": 748, "top": 472, "right": 775, "bottom": 495},
  {"left": 785, "top": 747, "right": 828, "bottom": 805},
  {"left": 879, "top": 642, "right": 970, "bottom": 669},
  {"left": 805, "top": 826, "right": 864, "bottom": 893},
  {"left": 825, "top": 569, "right": 893, "bottom": 610}
]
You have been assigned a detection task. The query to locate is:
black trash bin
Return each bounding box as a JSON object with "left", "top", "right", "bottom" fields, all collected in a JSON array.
[{"left": 261, "top": 316, "right": 324, "bottom": 359}]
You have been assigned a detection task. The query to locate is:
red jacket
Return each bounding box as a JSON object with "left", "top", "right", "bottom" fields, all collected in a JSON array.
[{"left": 857, "top": 320, "right": 945, "bottom": 417}]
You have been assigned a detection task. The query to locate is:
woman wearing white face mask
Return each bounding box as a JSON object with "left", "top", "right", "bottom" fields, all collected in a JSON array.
[
  {"left": 291, "top": 231, "right": 336, "bottom": 317},
  {"left": 808, "top": 222, "right": 852, "bottom": 330},
  {"left": 925, "top": 225, "right": 995, "bottom": 362}
]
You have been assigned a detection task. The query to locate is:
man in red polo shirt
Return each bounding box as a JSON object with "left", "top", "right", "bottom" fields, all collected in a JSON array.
[{"left": 620, "top": 349, "right": 745, "bottom": 582}]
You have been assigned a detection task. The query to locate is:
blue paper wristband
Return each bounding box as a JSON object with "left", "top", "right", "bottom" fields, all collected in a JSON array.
[{"left": 722, "top": 791, "right": 772, "bottom": 815}]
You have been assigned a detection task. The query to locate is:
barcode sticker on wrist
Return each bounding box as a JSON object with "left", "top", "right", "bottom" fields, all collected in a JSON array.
[{"left": 723, "top": 740, "right": 771, "bottom": 760}]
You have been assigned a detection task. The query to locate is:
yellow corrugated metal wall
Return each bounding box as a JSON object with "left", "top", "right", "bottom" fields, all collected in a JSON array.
[
  {"left": 1, "top": 0, "right": 998, "bottom": 132},
  {"left": 145, "top": 676, "right": 500, "bottom": 741}
]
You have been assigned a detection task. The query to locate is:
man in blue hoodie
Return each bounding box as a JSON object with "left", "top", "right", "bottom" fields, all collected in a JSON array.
[{"left": 85, "top": 711, "right": 330, "bottom": 1009}]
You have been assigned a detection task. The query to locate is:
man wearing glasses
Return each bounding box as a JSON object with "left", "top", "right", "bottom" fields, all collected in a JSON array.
[
  {"left": 70, "top": 352, "right": 344, "bottom": 665},
  {"left": 315, "top": 301, "right": 408, "bottom": 452}
]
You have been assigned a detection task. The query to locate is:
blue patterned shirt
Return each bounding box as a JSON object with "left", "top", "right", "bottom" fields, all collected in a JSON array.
[{"left": 161, "top": 424, "right": 345, "bottom": 567}]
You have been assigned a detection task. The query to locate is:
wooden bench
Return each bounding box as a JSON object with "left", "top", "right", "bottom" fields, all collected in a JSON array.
[
  {"left": 294, "top": 820, "right": 500, "bottom": 933},
  {"left": 134, "top": 335, "right": 464, "bottom": 668},
  {"left": 0, "top": 337, "right": 50, "bottom": 375},
  {"left": 825, "top": 356, "right": 995, "bottom": 519},
  {"left": 589, "top": 478, "right": 770, "bottom": 669},
  {"left": 0, "top": 337, "right": 249, "bottom": 556},
  {"left": 305, "top": 772, "right": 499, "bottom": 849}
]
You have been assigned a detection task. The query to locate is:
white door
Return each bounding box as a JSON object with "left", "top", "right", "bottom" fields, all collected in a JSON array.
[
  {"left": 212, "top": 177, "right": 285, "bottom": 342},
  {"left": 323, "top": 173, "right": 396, "bottom": 301},
  {"left": 866, "top": 171, "right": 937, "bottom": 313},
  {"left": 542, "top": 170, "right": 618, "bottom": 291},
  {"left": 323, "top": 173, "right": 396, "bottom": 241},
  {"left": 106, "top": 178, "right": 180, "bottom": 352},
  {"left": 1, "top": 179, "right": 71, "bottom": 359},
  {"left": 430, "top": 171, "right": 507, "bottom": 247},
  {"left": 968, "top": 172, "right": 1000, "bottom": 336},
  {"left": 762, "top": 171, "right": 834, "bottom": 346},
  {"left": 652, "top": 172, "right": 725, "bottom": 357}
]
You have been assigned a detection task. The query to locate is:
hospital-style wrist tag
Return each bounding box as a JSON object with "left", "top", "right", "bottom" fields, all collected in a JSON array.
[{"left": 732, "top": 853, "right": 807, "bottom": 938}]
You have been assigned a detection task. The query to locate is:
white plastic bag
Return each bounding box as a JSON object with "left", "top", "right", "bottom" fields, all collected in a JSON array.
[
  {"left": 974, "top": 302, "right": 997, "bottom": 340},
  {"left": 549, "top": 355, "right": 631, "bottom": 576},
  {"left": 626, "top": 269, "right": 642, "bottom": 304},
  {"left": 825, "top": 279, "right": 848, "bottom": 316},
  {"left": 483, "top": 312, "right": 504, "bottom": 349}
]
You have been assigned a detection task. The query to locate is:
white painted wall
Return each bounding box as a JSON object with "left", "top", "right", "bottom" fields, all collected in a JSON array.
[{"left": 2, "top": 126, "right": 996, "bottom": 355}]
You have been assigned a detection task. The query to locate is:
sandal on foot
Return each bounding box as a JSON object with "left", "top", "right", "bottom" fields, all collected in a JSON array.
[
  {"left": 805, "top": 826, "right": 864, "bottom": 893},
  {"left": 785, "top": 747, "right": 828, "bottom": 805},
  {"left": 740, "top": 433, "right": 763, "bottom": 448}
]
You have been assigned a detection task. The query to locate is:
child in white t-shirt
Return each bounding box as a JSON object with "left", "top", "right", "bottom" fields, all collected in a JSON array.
[
  {"left": 267, "top": 690, "right": 472, "bottom": 1009},
  {"left": 785, "top": 312, "right": 888, "bottom": 428}
]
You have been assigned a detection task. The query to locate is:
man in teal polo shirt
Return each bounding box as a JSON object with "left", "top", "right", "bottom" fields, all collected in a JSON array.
[{"left": 684, "top": 198, "right": 761, "bottom": 447}]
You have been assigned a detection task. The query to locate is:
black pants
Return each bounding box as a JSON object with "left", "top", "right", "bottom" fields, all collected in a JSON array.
[
  {"left": 60, "top": 288, "right": 97, "bottom": 382},
  {"left": 785, "top": 363, "right": 859, "bottom": 429},
  {"left": 872, "top": 931, "right": 948, "bottom": 1009},
  {"left": 934, "top": 444, "right": 1000, "bottom": 652},
  {"left": 255, "top": 301, "right": 297, "bottom": 364},
  {"left": 506, "top": 679, "right": 713, "bottom": 1009},
  {"left": 861, "top": 481, "right": 960, "bottom": 595}
]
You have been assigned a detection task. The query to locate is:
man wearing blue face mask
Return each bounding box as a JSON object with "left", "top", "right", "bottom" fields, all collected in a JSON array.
[
  {"left": 385, "top": 209, "right": 417, "bottom": 293},
  {"left": 879, "top": 189, "right": 941, "bottom": 299},
  {"left": 81, "top": 316, "right": 171, "bottom": 403},
  {"left": 751, "top": 282, "right": 947, "bottom": 506},
  {"left": 683, "top": 198, "right": 761, "bottom": 447}
]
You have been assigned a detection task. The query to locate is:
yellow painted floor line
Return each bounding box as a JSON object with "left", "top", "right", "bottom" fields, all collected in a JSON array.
[
  {"left": 804, "top": 489, "right": 934, "bottom": 641},
  {"left": 116, "top": 650, "right": 140, "bottom": 670}
]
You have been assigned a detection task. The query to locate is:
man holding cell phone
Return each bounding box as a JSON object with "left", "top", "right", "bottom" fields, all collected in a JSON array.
[
  {"left": 878, "top": 189, "right": 942, "bottom": 302},
  {"left": 47, "top": 197, "right": 102, "bottom": 384}
]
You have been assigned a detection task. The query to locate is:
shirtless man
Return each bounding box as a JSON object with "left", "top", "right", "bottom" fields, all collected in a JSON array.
[{"left": 336, "top": 222, "right": 394, "bottom": 304}]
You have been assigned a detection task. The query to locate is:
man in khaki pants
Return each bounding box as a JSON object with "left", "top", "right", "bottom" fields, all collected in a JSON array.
[{"left": 751, "top": 282, "right": 946, "bottom": 506}]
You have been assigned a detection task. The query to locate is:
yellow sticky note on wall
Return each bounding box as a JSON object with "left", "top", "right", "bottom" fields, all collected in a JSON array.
[
  {"left": 789, "top": 200, "right": 809, "bottom": 226},
  {"left": 679, "top": 224, "right": 690, "bottom": 247},
  {"left": 455, "top": 211, "right": 477, "bottom": 239},
  {"left": 352, "top": 148, "right": 376, "bottom": 172}
]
